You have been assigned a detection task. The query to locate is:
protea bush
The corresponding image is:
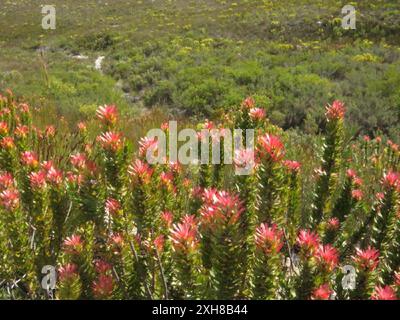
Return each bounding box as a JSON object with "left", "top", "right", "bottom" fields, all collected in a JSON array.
[{"left": 0, "top": 89, "right": 399, "bottom": 300}]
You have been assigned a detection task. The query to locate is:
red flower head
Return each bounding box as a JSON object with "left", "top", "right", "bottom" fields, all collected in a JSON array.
[
  {"left": 0, "top": 122, "right": 8, "bottom": 135},
  {"left": 96, "top": 104, "right": 118, "bottom": 126},
  {"left": 371, "top": 285, "right": 397, "bottom": 300},
  {"left": 160, "top": 171, "right": 174, "bottom": 189},
  {"left": 242, "top": 97, "right": 255, "bottom": 109},
  {"left": 182, "top": 214, "right": 198, "bottom": 227},
  {"left": 249, "top": 108, "right": 266, "bottom": 121},
  {"left": 154, "top": 235, "right": 165, "bottom": 253},
  {"left": 255, "top": 223, "right": 284, "bottom": 255},
  {"left": 325, "top": 100, "right": 345, "bottom": 121},
  {"left": 200, "top": 191, "right": 244, "bottom": 227},
  {"left": 327, "top": 217, "right": 340, "bottom": 231},
  {"left": 202, "top": 119, "right": 214, "bottom": 130},
  {"left": 257, "top": 134, "right": 285, "bottom": 162},
  {"left": 283, "top": 160, "right": 301, "bottom": 172},
  {"left": 311, "top": 284, "right": 332, "bottom": 300},
  {"left": 128, "top": 159, "right": 153, "bottom": 183},
  {"left": 109, "top": 233, "right": 124, "bottom": 248},
  {"left": 170, "top": 221, "right": 198, "bottom": 252},
  {"left": 346, "top": 169, "right": 357, "bottom": 180},
  {"left": 18, "top": 103, "right": 30, "bottom": 113},
  {"left": 95, "top": 260, "right": 112, "bottom": 274},
  {"left": 161, "top": 122, "right": 169, "bottom": 131},
  {"left": 46, "top": 167, "right": 63, "bottom": 186},
  {"left": 92, "top": 275, "right": 114, "bottom": 299},
  {"left": 14, "top": 125, "right": 29, "bottom": 138},
  {"left": 105, "top": 198, "right": 121, "bottom": 216},
  {"left": 97, "top": 131, "right": 123, "bottom": 152},
  {"left": 0, "top": 189, "right": 20, "bottom": 210},
  {"left": 45, "top": 125, "right": 56, "bottom": 138},
  {"left": 63, "top": 235, "right": 83, "bottom": 254},
  {"left": 70, "top": 153, "right": 87, "bottom": 170},
  {"left": 77, "top": 122, "right": 87, "bottom": 132},
  {"left": 234, "top": 148, "right": 256, "bottom": 172},
  {"left": 381, "top": 171, "right": 399, "bottom": 189},
  {"left": 0, "top": 136, "right": 15, "bottom": 150},
  {"left": 351, "top": 189, "right": 364, "bottom": 201},
  {"left": 161, "top": 211, "right": 173, "bottom": 227},
  {"left": 394, "top": 271, "right": 400, "bottom": 287},
  {"left": 138, "top": 137, "right": 158, "bottom": 158},
  {"left": 0, "top": 172, "right": 14, "bottom": 190},
  {"left": 315, "top": 244, "right": 339, "bottom": 272},
  {"left": 21, "top": 151, "right": 39, "bottom": 168},
  {"left": 352, "top": 246, "right": 380, "bottom": 271},
  {"left": 363, "top": 135, "right": 371, "bottom": 142},
  {"left": 58, "top": 263, "right": 78, "bottom": 282},
  {"left": 296, "top": 230, "right": 320, "bottom": 254},
  {"left": 29, "top": 171, "right": 47, "bottom": 190}
]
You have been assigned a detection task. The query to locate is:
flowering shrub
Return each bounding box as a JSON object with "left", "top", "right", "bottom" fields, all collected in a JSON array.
[{"left": 0, "top": 90, "right": 399, "bottom": 300}]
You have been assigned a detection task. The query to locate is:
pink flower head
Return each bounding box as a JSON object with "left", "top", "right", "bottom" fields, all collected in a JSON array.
[
  {"left": 394, "top": 271, "right": 400, "bottom": 287},
  {"left": 381, "top": 171, "right": 399, "bottom": 189},
  {"left": 327, "top": 217, "right": 340, "bottom": 231},
  {"left": 346, "top": 169, "right": 357, "bottom": 179},
  {"left": 312, "top": 284, "right": 332, "bottom": 300},
  {"left": 109, "top": 233, "right": 124, "bottom": 247},
  {"left": 92, "top": 275, "right": 114, "bottom": 299},
  {"left": 234, "top": 148, "right": 255, "bottom": 172},
  {"left": 45, "top": 125, "right": 56, "bottom": 138},
  {"left": 315, "top": 244, "right": 339, "bottom": 272},
  {"left": 97, "top": 131, "right": 123, "bottom": 152},
  {"left": 325, "top": 100, "right": 345, "bottom": 121},
  {"left": 242, "top": 97, "right": 255, "bottom": 109},
  {"left": 77, "top": 122, "right": 87, "bottom": 132},
  {"left": 160, "top": 171, "right": 174, "bottom": 189},
  {"left": 182, "top": 214, "right": 198, "bottom": 227},
  {"left": 161, "top": 211, "right": 173, "bottom": 227},
  {"left": 58, "top": 263, "right": 78, "bottom": 282},
  {"left": 0, "top": 172, "right": 14, "bottom": 190},
  {"left": 138, "top": 136, "right": 158, "bottom": 158},
  {"left": 351, "top": 189, "right": 364, "bottom": 201},
  {"left": 353, "top": 246, "right": 380, "bottom": 271},
  {"left": 203, "top": 119, "right": 214, "bottom": 130},
  {"left": 95, "top": 260, "right": 112, "bottom": 274},
  {"left": 170, "top": 221, "right": 198, "bottom": 252},
  {"left": 257, "top": 134, "right": 285, "bottom": 162},
  {"left": 18, "top": 103, "right": 30, "bottom": 113},
  {"left": 154, "top": 235, "right": 165, "bottom": 253},
  {"left": 200, "top": 191, "right": 244, "bottom": 226},
  {"left": 21, "top": 151, "right": 39, "bottom": 168},
  {"left": 161, "top": 122, "right": 169, "bottom": 131},
  {"left": 63, "top": 235, "right": 83, "bottom": 254},
  {"left": 29, "top": 171, "right": 47, "bottom": 190},
  {"left": 363, "top": 135, "right": 371, "bottom": 142},
  {"left": 0, "top": 136, "right": 15, "bottom": 150},
  {"left": 14, "top": 125, "right": 29, "bottom": 138},
  {"left": 283, "top": 160, "right": 301, "bottom": 172},
  {"left": 249, "top": 108, "right": 266, "bottom": 121},
  {"left": 371, "top": 285, "right": 397, "bottom": 300},
  {"left": 46, "top": 167, "right": 63, "bottom": 185},
  {"left": 128, "top": 159, "right": 153, "bottom": 183},
  {"left": 70, "top": 153, "right": 87, "bottom": 170},
  {"left": 0, "top": 122, "right": 8, "bottom": 135},
  {"left": 0, "top": 189, "right": 20, "bottom": 210},
  {"left": 255, "top": 223, "right": 284, "bottom": 254},
  {"left": 296, "top": 230, "right": 320, "bottom": 253},
  {"left": 96, "top": 104, "right": 118, "bottom": 126},
  {"left": 105, "top": 198, "right": 121, "bottom": 216}
]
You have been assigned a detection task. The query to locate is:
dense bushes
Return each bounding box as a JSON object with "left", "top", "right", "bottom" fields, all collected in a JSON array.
[{"left": 0, "top": 90, "right": 399, "bottom": 299}]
